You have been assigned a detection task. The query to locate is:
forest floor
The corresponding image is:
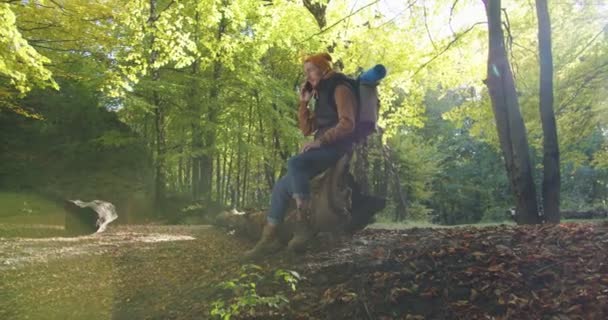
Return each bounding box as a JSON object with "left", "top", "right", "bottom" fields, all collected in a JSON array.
[{"left": 1, "top": 221, "right": 607, "bottom": 320}]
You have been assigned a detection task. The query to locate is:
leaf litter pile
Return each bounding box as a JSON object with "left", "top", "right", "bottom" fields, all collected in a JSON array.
[
  {"left": 0, "top": 222, "right": 607, "bottom": 319},
  {"left": 280, "top": 222, "right": 608, "bottom": 319}
]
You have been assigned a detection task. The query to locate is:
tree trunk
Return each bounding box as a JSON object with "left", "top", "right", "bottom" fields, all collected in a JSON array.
[
  {"left": 198, "top": 4, "right": 228, "bottom": 203},
  {"left": 216, "top": 153, "right": 222, "bottom": 204},
  {"left": 153, "top": 85, "right": 166, "bottom": 211},
  {"left": 220, "top": 151, "right": 227, "bottom": 204},
  {"left": 302, "top": 0, "right": 328, "bottom": 29},
  {"left": 225, "top": 148, "right": 234, "bottom": 206},
  {"left": 354, "top": 140, "right": 370, "bottom": 194},
  {"left": 242, "top": 103, "right": 254, "bottom": 207},
  {"left": 178, "top": 152, "right": 183, "bottom": 191},
  {"left": 191, "top": 124, "right": 201, "bottom": 200},
  {"left": 235, "top": 131, "right": 242, "bottom": 208},
  {"left": 185, "top": 157, "right": 191, "bottom": 191},
  {"left": 199, "top": 139, "right": 213, "bottom": 203},
  {"left": 482, "top": 0, "right": 540, "bottom": 224},
  {"left": 535, "top": 0, "right": 560, "bottom": 223},
  {"left": 149, "top": 0, "right": 166, "bottom": 212},
  {"left": 255, "top": 93, "right": 276, "bottom": 190},
  {"left": 380, "top": 143, "right": 390, "bottom": 199},
  {"left": 190, "top": 12, "right": 203, "bottom": 202},
  {"left": 382, "top": 145, "right": 407, "bottom": 221},
  {"left": 199, "top": 62, "right": 220, "bottom": 202}
]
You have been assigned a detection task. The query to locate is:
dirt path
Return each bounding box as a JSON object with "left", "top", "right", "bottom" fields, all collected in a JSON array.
[
  {"left": 0, "top": 225, "right": 201, "bottom": 271},
  {"left": 0, "top": 225, "right": 247, "bottom": 320}
]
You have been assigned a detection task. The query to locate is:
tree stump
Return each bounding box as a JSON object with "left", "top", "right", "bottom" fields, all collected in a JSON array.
[{"left": 214, "top": 153, "right": 386, "bottom": 246}]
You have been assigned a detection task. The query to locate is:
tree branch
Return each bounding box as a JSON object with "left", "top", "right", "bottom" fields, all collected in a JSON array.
[
  {"left": 567, "top": 23, "right": 608, "bottom": 64},
  {"left": 160, "top": 0, "right": 176, "bottom": 15},
  {"left": 448, "top": 0, "right": 460, "bottom": 35},
  {"left": 422, "top": 0, "right": 437, "bottom": 50},
  {"left": 148, "top": 0, "right": 176, "bottom": 22},
  {"left": 29, "top": 43, "right": 85, "bottom": 53},
  {"left": 48, "top": 0, "right": 66, "bottom": 11},
  {"left": 81, "top": 16, "right": 114, "bottom": 22},
  {"left": 298, "top": 0, "right": 380, "bottom": 44},
  {"left": 18, "top": 23, "right": 60, "bottom": 32},
  {"left": 557, "top": 61, "right": 608, "bottom": 113},
  {"left": 372, "top": 0, "right": 417, "bottom": 30},
  {"left": 27, "top": 38, "right": 80, "bottom": 43},
  {"left": 413, "top": 22, "right": 485, "bottom": 77}
]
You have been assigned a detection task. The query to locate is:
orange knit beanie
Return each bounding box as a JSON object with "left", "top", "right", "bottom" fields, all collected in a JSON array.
[{"left": 304, "top": 53, "right": 333, "bottom": 72}]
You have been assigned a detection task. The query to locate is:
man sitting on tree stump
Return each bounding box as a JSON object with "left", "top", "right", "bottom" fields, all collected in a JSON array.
[{"left": 243, "top": 53, "right": 358, "bottom": 259}]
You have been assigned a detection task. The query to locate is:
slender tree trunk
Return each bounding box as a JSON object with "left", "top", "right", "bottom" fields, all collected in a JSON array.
[
  {"left": 535, "top": 0, "right": 560, "bottom": 223},
  {"left": 204, "top": 146, "right": 214, "bottom": 204},
  {"left": 380, "top": 143, "right": 390, "bottom": 199},
  {"left": 148, "top": 0, "right": 166, "bottom": 212},
  {"left": 354, "top": 140, "right": 370, "bottom": 194},
  {"left": 178, "top": 152, "right": 183, "bottom": 191},
  {"left": 235, "top": 129, "right": 243, "bottom": 208},
  {"left": 372, "top": 155, "right": 382, "bottom": 195},
  {"left": 266, "top": 103, "right": 291, "bottom": 178},
  {"left": 255, "top": 93, "right": 275, "bottom": 190},
  {"left": 198, "top": 3, "right": 228, "bottom": 203},
  {"left": 482, "top": 0, "right": 540, "bottom": 224},
  {"left": 216, "top": 153, "right": 221, "bottom": 204},
  {"left": 153, "top": 88, "right": 166, "bottom": 210},
  {"left": 199, "top": 62, "right": 221, "bottom": 202},
  {"left": 225, "top": 148, "right": 234, "bottom": 206},
  {"left": 190, "top": 86, "right": 203, "bottom": 201},
  {"left": 185, "top": 157, "right": 191, "bottom": 191},
  {"left": 383, "top": 145, "right": 407, "bottom": 221},
  {"left": 198, "top": 139, "right": 213, "bottom": 203},
  {"left": 143, "top": 114, "right": 152, "bottom": 158},
  {"left": 242, "top": 158, "right": 249, "bottom": 207},
  {"left": 242, "top": 103, "right": 254, "bottom": 207},
  {"left": 190, "top": 12, "right": 203, "bottom": 201},
  {"left": 191, "top": 130, "right": 201, "bottom": 200},
  {"left": 220, "top": 151, "right": 227, "bottom": 205}
]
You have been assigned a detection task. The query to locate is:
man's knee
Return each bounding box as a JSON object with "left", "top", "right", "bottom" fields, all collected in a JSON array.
[{"left": 272, "top": 175, "right": 291, "bottom": 194}]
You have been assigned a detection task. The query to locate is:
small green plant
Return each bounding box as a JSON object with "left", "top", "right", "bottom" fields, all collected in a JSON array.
[{"left": 210, "top": 264, "right": 300, "bottom": 320}]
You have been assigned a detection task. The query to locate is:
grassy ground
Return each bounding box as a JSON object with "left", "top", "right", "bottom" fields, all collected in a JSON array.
[{"left": 0, "top": 192, "right": 65, "bottom": 225}]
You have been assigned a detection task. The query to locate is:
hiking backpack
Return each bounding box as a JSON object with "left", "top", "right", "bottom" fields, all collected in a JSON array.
[{"left": 342, "top": 64, "right": 387, "bottom": 142}]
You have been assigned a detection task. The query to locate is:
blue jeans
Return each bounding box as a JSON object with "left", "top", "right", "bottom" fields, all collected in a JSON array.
[{"left": 267, "top": 145, "right": 345, "bottom": 225}]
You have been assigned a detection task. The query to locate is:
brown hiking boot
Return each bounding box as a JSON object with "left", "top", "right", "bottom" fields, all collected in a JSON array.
[
  {"left": 242, "top": 223, "right": 281, "bottom": 260},
  {"left": 287, "top": 208, "right": 315, "bottom": 253}
]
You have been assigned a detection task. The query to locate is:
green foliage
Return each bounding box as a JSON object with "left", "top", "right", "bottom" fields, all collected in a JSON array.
[
  {"left": 210, "top": 264, "right": 300, "bottom": 319},
  {"left": 389, "top": 132, "right": 443, "bottom": 217},
  {"left": 0, "top": 4, "right": 57, "bottom": 96},
  {"left": 481, "top": 206, "right": 511, "bottom": 223},
  {"left": 1, "top": 0, "right": 606, "bottom": 223},
  {"left": 0, "top": 76, "right": 154, "bottom": 220}
]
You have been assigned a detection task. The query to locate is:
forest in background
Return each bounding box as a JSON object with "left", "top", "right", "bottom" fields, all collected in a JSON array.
[{"left": 1, "top": 0, "right": 607, "bottom": 225}]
